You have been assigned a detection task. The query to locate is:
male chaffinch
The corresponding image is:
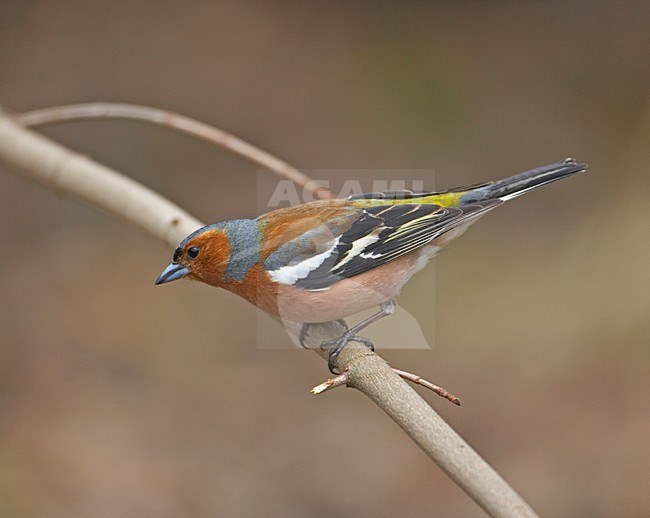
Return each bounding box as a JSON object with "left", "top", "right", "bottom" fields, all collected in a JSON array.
[{"left": 156, "top": 158, "right": 587, "bottom": 370}]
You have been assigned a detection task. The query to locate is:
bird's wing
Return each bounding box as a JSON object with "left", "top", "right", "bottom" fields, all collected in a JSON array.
[{"left": 266, "top": 200, "right": 501, "bottom": 291}]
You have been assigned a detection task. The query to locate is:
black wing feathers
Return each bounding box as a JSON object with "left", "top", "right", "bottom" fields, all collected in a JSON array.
[{"left": 294, "top": 200, "right": 500, "bottom": 290}]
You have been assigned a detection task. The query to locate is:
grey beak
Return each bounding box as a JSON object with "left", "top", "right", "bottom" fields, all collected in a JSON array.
[{"left": 155, "top": 262, "right": 190, "bottom": 285}]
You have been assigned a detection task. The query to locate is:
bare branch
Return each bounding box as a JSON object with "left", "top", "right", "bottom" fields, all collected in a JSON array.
[
  {"left": 284, "top": 320, "right": 538, "bottom": 518},
  {"left": 0, "top": 113, "right": 200, "bottom": 247},
  {"left": 14, "top": 102, "right": 331, "bottom": 200},
  {"left": 0, "top": 112, "right": 539, "bottom": 518}
]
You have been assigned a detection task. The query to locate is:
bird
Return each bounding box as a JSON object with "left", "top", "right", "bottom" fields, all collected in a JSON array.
[{"left": 156, "top": 158, "right": 587, "bottom": 371}]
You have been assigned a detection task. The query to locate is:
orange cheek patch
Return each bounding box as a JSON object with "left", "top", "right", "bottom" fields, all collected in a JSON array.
[{"left": 190, "top": 230, "right": 231, "bottom": 287}]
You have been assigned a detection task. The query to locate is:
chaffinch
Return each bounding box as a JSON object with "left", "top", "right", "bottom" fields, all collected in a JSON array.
[{"left": 156, "top": 158, "right": 587, "bottom": 370}]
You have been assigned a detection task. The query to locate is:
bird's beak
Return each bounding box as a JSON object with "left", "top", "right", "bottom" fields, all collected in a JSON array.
[{"left": 155, "top": 262, "right": 190, "bottom": 285}]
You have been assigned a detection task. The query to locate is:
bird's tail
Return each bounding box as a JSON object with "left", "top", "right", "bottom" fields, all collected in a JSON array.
[{"left": 464, "top": 158, "right": 588, "bottom": 202}]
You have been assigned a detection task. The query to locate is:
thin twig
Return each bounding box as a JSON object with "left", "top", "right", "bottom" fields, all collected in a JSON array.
[
  {"left": 14, "top": 102, "right": 331, "bottom": 200},
  {"left": 311, "top": 373, "right": 348, "bottom": 394},
  {"left": 392, "top": 368, "right": 461, "bottom": 406}
]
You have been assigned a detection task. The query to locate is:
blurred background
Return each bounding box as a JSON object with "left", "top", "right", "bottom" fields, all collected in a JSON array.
[{"left": 1, "top": 2, "right": 649, "bottom": 517}]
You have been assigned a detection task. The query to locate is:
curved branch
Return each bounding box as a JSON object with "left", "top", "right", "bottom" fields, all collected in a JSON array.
[
  {"left": 14, "top": 102, "right": 331, "bottom": 200},
  {"left": 0, "top": 113, "right": 201, "bottom": 247},
  {"left": 0, "top": 112, "right": 538, "bottom": 518}
]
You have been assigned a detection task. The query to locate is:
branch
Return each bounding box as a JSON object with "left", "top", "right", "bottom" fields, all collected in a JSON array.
[
  {"left": 287, "top": 320, "right": 537, "bottom": 517},
  {"left": 0, "top": 112, "right": 538, "bottom": 518},
  {"left": 13, "top": 102, "right": 331, "bottom": 200},
  {"left": 0, "top": 111, "right": 200, "bottom": 247}
]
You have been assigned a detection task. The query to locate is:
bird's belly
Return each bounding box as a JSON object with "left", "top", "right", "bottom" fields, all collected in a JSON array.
[{"left": 274, "top": 250, "right": 435, "bottom": 323}]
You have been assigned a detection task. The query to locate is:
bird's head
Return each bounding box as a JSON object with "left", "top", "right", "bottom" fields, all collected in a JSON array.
[{"left": 155, "top": 224, "right": 231, "bottom": 287}]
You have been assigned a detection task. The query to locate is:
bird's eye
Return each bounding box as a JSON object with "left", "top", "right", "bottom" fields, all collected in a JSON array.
[{"left": 187, "top": 246, "right": 200, "bottom": 259}]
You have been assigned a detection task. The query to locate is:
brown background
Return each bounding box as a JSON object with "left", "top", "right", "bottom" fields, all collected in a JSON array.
[{"left": 1, "top": 2, "right": 649, "bottom": 517}]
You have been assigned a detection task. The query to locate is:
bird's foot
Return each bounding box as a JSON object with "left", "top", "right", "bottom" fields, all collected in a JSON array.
[
  {"left": 320, "top": 331, "right": 374, "bottom": 374},
  {"left": 302, "top": 299, "right": 396, "bottom": 373}
]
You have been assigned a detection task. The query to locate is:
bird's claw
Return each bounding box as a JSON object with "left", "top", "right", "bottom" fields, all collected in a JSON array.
[{"left": 320, "top": 331, "right": 374, "bottom": 374}]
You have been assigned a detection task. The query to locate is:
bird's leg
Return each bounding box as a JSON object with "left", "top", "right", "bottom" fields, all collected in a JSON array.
[
  {"left": 345, "top": 299, "right": 396, "bottom": 336},
  {"left": 299, "top": 320, "right": 348, "bottom": 349},
  {"left": 320, "top": 299, "right": 396, "bottom": 373}
]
